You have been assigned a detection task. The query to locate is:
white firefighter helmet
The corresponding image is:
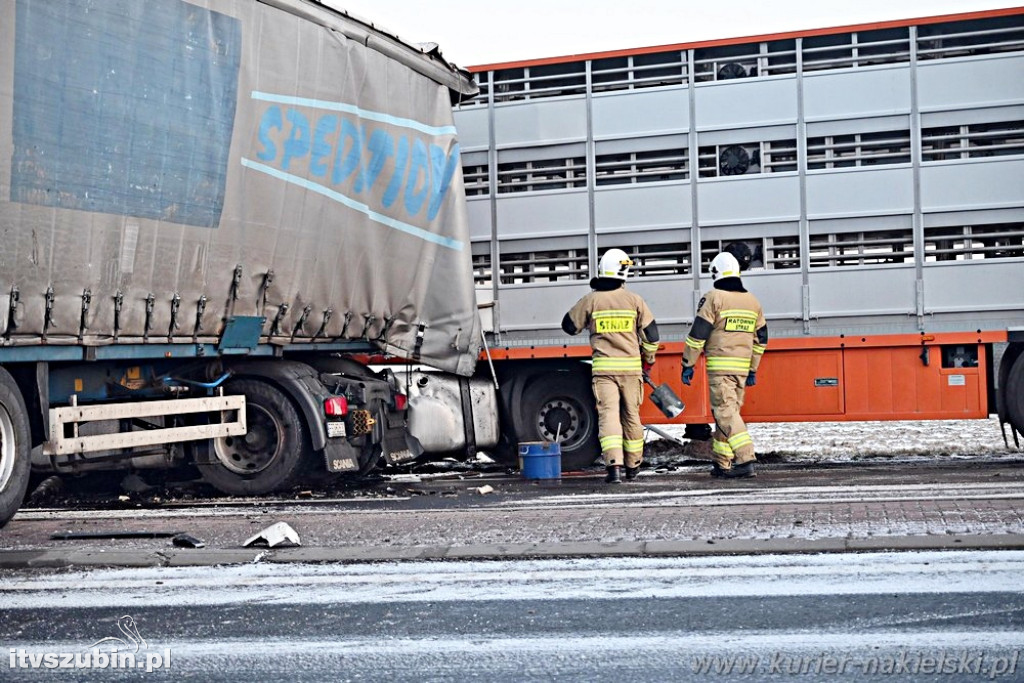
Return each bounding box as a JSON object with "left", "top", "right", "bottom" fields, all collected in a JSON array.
[
  {"left": 709, "top": 251, "right": 741, "bottom": 281},
  {"left": 598, "top": 249, "right": 634, "bottom": 280}
]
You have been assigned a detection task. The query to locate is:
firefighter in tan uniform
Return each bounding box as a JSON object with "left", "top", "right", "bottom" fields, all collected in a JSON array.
[
  {"left": 563, "top": 249, "right": 660, "bottom": 484},
  {"left": 681, "top": 251, "right": 768, "bottom": 478}
]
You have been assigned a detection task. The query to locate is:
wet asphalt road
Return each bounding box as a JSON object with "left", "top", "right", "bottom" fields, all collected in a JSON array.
[
  {"left": 3, "top": 455, "right": 1024, "bottom": 680},
  {"left": 2, "top": 551, "right": 1024, "bottom": 681},
  {"left": 4, "top": 458, "right": 1024, "bottom": 557}
]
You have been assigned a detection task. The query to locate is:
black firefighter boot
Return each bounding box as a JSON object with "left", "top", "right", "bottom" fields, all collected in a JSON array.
[{"left": 604, "top": 465, "right": 622, "bottom": 484}]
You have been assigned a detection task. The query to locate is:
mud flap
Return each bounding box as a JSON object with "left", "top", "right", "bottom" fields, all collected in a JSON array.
[
  {"left": 381, "top": 412, "right": 414, "bottom": 464},
  {"left": 323, "top": 439, "right": 360, "bottom": 473}
]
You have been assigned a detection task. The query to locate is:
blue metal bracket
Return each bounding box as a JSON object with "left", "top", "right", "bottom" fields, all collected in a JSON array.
[{"left": 218, "top": 316, "right": 266, "bottom": 354}]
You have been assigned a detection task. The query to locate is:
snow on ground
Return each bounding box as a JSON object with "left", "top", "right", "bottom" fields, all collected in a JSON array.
[
  {"left": 6, "top": 551, "right": 1024, "bottom": 608},
  {"left": 387, "top": 416, "right": 1022, "bottom": 477},
  {"left": 649, "top": 416, "right": 1021, "bottom": 463}
]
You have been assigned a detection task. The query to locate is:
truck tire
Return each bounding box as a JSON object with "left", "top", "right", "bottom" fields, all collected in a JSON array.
[
  {"left": 1006, "top": 353, "right": 1024, "bottom": 436},
  {"left": 518, "top": 372, "right": 599, "bottom": 471},
  {"left": 195, "top": 379, "right": 313, "bottom": 495},
  {"left": 0, "top": 368, "right": 31, "bottom": 529}
]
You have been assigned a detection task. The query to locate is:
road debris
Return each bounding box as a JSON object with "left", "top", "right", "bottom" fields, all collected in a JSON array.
[
  {"left": 172, "top": 533, "right": 206, "bottom": 549},
  {"left": 27, "top": 476, "right": 63, "bottom": 505},
  {"left": 244, "top": 522, "right": 301, "bottom": 548},
  {"left": 51, "top": 530, "right": 181, "bottom": 540}
]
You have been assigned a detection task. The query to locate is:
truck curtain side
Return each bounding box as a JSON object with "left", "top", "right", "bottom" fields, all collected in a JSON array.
[
  {"left": 454, "top": 8, "right": 1024, "bottom": 468},
  {"left": 0, "top": 0, "right": 481, "bottom": 528}
]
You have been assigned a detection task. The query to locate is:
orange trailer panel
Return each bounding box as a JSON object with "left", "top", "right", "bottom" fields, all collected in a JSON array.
[
  {"left": 743, "top": 349, "right": 845, "bottom": 418},
  {"left": 843, "top": 346, "right": 986, "bottom": 420},
  {"left": 493, "top": 331, "right": 1002, "bottom": 425}
]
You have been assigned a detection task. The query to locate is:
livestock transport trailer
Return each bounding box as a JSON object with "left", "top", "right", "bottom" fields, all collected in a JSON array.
[{"left": 453, "top": 7, "right": 1024, "bottom": 467}]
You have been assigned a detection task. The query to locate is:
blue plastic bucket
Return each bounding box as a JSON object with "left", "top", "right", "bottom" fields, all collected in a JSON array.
[{"left": 518, "top": 441, "right": 562, "bottom": 479}]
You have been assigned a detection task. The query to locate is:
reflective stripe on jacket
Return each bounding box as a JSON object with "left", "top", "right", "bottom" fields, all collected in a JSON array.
[
  {"left": 682, "top": 288, "right": 767, "bottom": 376},
  {"left": 566, "top": 287, "right": 656, "bottom": 376}
]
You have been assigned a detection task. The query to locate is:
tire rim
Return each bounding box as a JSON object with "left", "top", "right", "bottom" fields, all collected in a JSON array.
[
  {"left": 213, "top": 403, "right": 283, "bottom": 475},
  {"left": 0, "top": 405, "right": 14, "bottom": 492},
  {"left": 535, "top": 395, "right": 589, "bottom": 449}
]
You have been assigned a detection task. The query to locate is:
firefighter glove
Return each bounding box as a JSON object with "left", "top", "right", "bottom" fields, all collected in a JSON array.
[
  {"left": 746, "top": 371, "right": 757, "bottom": 387},
  {"left": 681, "top": 366, "right": 694, "bottom": 386},
  {"left": 642, "top": 361, "right": 654, "bottom": 374}
]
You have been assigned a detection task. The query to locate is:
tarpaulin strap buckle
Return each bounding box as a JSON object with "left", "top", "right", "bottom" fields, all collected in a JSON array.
[
  {"left": 78, "top": 288, "right": 92, "bottom": 340},
  {"left": 112, "top": 290, "right": 123, "bottom": 341},
  {"left": 291, "top": 305, "right": 312, "bottom": 340},
  {"left": 43, "top": 286, "right": 55, "bottom": 338},
  {"left": 225, "top": 264, "right": 244, "bottom": 321},
  {"left": 412, "top": 323, "right": 427, "bottom": 361},
  {"left": 361, "top": 314, "right": 376, "bottom": 339},
  {"left": 5, "top": 286, "right": 19, "bottom": 338},
  {"left": 376, "top": 314, "right": 398, "bottom": 342},
  {"left": 257, "top": 270, "right": 275, "bottom": 315},
  {"left": 270, "top": 303, "right": 289, "bottom": 337},
  {"left": 143, "top": 293, "right": 155, "bottom": 340},
  {"left": 314, "top": 308, "right": 333, "bottom": 339},
  {"left": 193, "top": 295, "right": 207, "bottom": 338},
  {"left": 168, "top": 293, "right": 181, "bottom": 339}
]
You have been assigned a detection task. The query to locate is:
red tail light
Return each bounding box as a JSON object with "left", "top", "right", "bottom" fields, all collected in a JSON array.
[
  {"left": 394, "top": 393, "right": 408, "bottom": 411},
  {"left": 323, "top": 396, "right": 349, "bottom": 416}
]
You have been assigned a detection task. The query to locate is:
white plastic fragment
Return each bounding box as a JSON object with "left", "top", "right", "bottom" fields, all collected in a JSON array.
[
  {"left": 474, "top": 485, "right": 494, "bottom": 495},
  {"left": 244, "top": 521, "right": 301, "bottom": 548}
]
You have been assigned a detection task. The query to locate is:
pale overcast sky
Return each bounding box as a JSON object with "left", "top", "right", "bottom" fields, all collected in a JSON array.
[{"left": 326, "top": 0, "right": 1021, "bottom": 66}]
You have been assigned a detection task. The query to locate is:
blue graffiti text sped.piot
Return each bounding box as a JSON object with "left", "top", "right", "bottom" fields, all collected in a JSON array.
[{"left": 255, "top": 104, "right": 460, "bottom": 222}]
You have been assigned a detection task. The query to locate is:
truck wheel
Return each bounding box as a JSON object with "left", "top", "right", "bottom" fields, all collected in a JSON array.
[
  {"left": 0, "top": 368, "right": 31, "bottom": 529},
  {"left": 519, "top": 372, "right": 599, "bottom": 471},
  {"left": 195, "top": 379, "right": 313, "bottom": 495},
  {"left": 1006, "top": 353, "right": 1024, "bottom": 436}
]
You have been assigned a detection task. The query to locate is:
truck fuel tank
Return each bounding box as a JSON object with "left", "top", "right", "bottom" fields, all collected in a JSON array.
[{"left": 404, "top": 371, "right": 500, "bottom": 456}]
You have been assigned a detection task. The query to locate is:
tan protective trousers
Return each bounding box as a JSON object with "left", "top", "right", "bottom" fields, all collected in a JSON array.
[
  {"left": 592, "top": 375, "right": 645, "bottom": 468},
  {"left": 708, "top": 374, "right": 756, "bottom": 469}
]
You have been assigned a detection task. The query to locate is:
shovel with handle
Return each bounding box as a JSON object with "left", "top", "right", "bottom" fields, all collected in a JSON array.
[{"left": 643, "top": 373, "right": 685, "bottom": 418}]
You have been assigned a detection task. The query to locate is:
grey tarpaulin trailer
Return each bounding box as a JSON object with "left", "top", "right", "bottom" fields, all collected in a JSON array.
[
  {"left": 0, "top": 0, "right": 494, "bottom": 528},
  {"left": 1, "top": 0, "right": 480, "bottom": 373}
]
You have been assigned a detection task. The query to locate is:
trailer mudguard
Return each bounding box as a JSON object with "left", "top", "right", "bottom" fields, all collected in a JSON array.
[{"left": 223, "top": 360, "right": 329, "bottom": 451}]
